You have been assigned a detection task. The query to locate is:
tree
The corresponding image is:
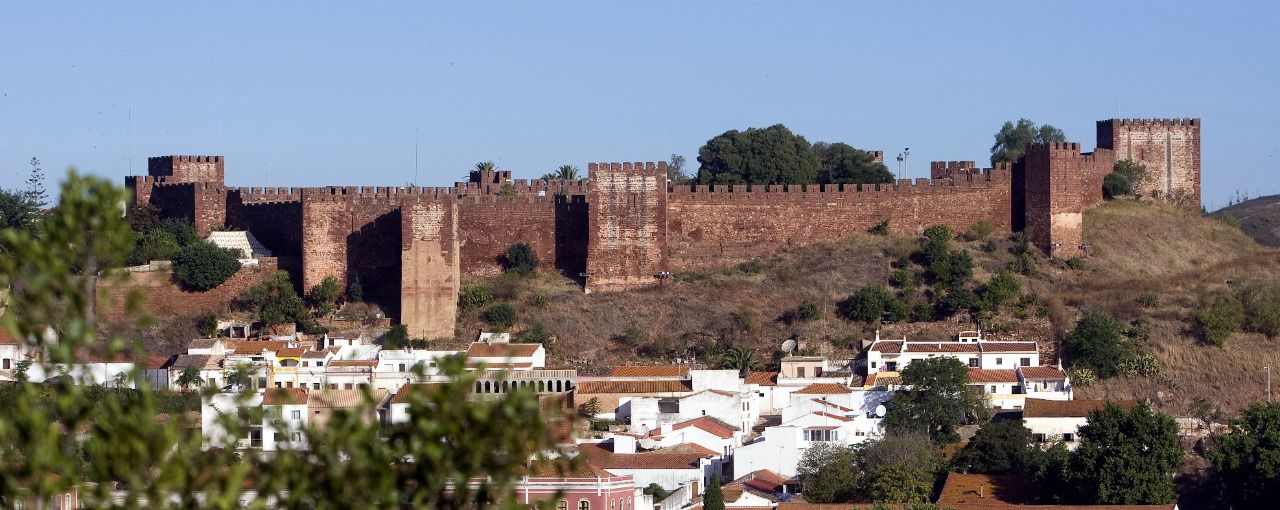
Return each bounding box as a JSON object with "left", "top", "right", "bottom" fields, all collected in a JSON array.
[
  {"left": 703, "top": 472, "right": 725, "bottom": 510},
  {"left": 196, "top": 313, "right": 219, "bottom": 337},
  {"left": 643, "top": 483, "right": 670, "bottom": 502},
  {"left": 171, "top": 241, "right": 242, "bottom": 291},
  {"left": 953, "top": 420, "right": 1035, "bottom": 474},
  {"left": 990, "top": 119, "right": 1066, "bottom": 165},
  {"left": 865, "top": 463, "right": 932, "bottom": 504},
  {"left": 474, "top": 161, "right": 496, "bottom": 173},
  {"left": 578, "top": 396, "right": 602, "bottom": 418},
  {"left": 859, "top": 433, "right": 942, "bottom": 504},
  {"left": 797, "top": 442, "right": 861, "bottom": 503},
  {"left": 555, "top": 164, "right": 579, "bottom": 182},
  {"left": 347, "top": 277, "right": 364, "bottom": 302},
  {"left": 310, "top": 276, "right": 341, "bottom": 316},
  {"left": 1240, "top": 283, "right": 1280, "bottom": 339},
  {"left": 884, "top": 357, "right": 985, "bottom": 443},
  {"left": 239, "top": 270, "right": 315, "bottom": 332},
  {"left": 981, "top": 269, "right": 1021, "bottom": 311},
  {"left": 0, "top": 188, "right": 38, "bottom": 232},
  {"left": 225, "top": 363, "right": 254, "bottom": 390},
  {"left": 718, "top": 346, "right": 763, "bottom": 376},
  {"left": 1102, "top": 172, "right": 1133, "bottom": 199},
  {"left": 127, "top": 229, "right": 181, "bottom": 266},
  {"left": 697, "top": 124, "right": 821, "bottom": 185},
  {"left": 814, "top": 142, "right": 894, "bottom": 185},
  {"left": 459, "top": 284, "right": 492, "bottom": 310},
  {"left": 1070, "top": 402, "right": 1181, "bottom": 505},
  {"left": 176, "top": 367, "right": 202, "bottom": 390},
  {"left": 667, "top": 154, "right": 690, "bottom": 184},
  {"left": 840, "top": 285, "right": 896, "bottom": 323},
  {"left": 484, "top": 303, "right": 517, "bottom": 330},
  {"left": 24, "top": 157, "right": 48, "bottom": 209},
  {"left": 1104, "top": 160, "right": 1150, "bottom": 199},
  {"left": 1195, "top": 293, "right": 1244, "bottom": 346},
  {"left": 1063, "top": 311, "right": 1132, "bottom": 378},
  {"left": 380, "top": 324, "right": 410, "bottom": 349},
  {"left": 503, "top": 242, "right": 539, "bottom": 275},
  {"left": 1210, "top": 401, "right": 1280, "bottom": 509}
]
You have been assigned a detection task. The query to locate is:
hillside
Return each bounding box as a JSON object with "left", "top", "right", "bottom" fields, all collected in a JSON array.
[
  {"left": 452, "top": 199, "right": 1280, "bottom": 413},
  {"left": 1219, "top": 194, "right": 1280, "bottom": 247}
]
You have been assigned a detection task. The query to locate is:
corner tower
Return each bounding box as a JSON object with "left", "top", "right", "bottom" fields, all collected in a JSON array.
[
  {"left": 585, "top": 162, "right": 668, "bottom": 293},
  {"left": 1096, "top": 118, "right": 1201, "bottom": 207}
]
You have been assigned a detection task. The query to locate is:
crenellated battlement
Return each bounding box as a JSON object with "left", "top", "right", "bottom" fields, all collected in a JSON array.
[
  {"left": 588, "top": 161, "right": 669, "bottom": 178},
  {"left": 1099, "top": 118, "right": 1200, "bottom": 128},
  {"left": 147, "top": 155, "right": 225, "bottom": 183},
  {"left": 667, "top": 169, "right": 1010, "bottom": 201}
]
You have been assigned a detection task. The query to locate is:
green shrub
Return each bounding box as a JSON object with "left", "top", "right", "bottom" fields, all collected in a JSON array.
[
  {"left": 795, "top": 301, "right": 821, "bottom": 322},
  {"left": 346, "top": 278, "right": 364, "bottom": 302},
  {"left": 238, "top": 270, "right": 317, "bottom": 332},
  {"left": 617, "top": 325, "right": 646, "bottom": 347},
  {"left": 503, "top": 242, "right": 539, "bottom": 275},
  {"left": 380, "top": 324, "right": 410, "bottom": 349},
  {"left": 886, "top": 298, "right": 911, "bottom": 323},
  {"left": 1124, "top": 318, "right": 1152, "bottom": 342},
  {"left": 1069, "top": 367, "right": 1096, "bottom": 387},
  {"left": 1136, "top": 292, "right": 1160, "bottom": 308},
  {"left": 868, "top": 219, "right": 890, "bottom": 236},
  {"left": 1240, "top": 283, "right": 1280, "bottom": 339},
  {"left": 737, "top": 259, "right": 765, "bottom": 274},
  {"left": 890, "top": 269, "right": 913, "bottom": 288},
  {"left": 172, "top": 241, "right": 242, "bottom": 291},
  {"left": 643, "top": 483, "right": 670, "bottom": 502},
  {"left": 1066, "top": 257, "right": 1086, "bottom": 270},
  {"left": 309, "top": 276, "right": 341, "bottom": 316},
  {"left": 515, "top": 322, "right": 552, "bottom": 344},
  {"left": 484, "top": 304, "right": 517, "bottom": 330},
  {"left": 1119, "top": 354, "right": 1162, "bottom": 378},
  {"left": 529, "top": 292, "right": 548, "bottom": 307},
  {"left": 982, "top": 269, "right": 1021, "bottom": 311},
  {"left": 937, "top": 287, "right": 978, "bottom": 318},
  {"left": 127, "top": 229, "right": 180, "bottom": 266},
  {"left": 965, "top": 220, "right": 994, "bottom": 242},
  {"left": 196, "top": 313, "right": 218, "bottom": 337},
  {"left": 980, "top": 240, "right": 998, "bottom": 253},
  {"left": 459, "top": 284, "right": 492, "bottom": 310},
  {"left": 1195, "top": 294, "right": 1244, "bottom": 346},
  {"left": 1102, "top": 172, "right": 1132, "bottom": 199},
  {"left": 1063, "top": 311, "right": 1132, "bottom": 378},
  {"left": 911, "top": 302, "right": 935, "bottom": 322},
  {"left": 922, "top": 225, "right": 954, "bottom": 244},
  {"left": 839, "top": 285, "right": 894, "bottom": 323}
]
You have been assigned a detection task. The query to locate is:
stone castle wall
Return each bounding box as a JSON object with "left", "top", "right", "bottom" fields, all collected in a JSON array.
[{"left": 1097, "top": 118, "right": 1201, "bottom": 207}]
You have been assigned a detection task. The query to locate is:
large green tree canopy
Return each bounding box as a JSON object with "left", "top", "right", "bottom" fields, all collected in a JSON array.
[
  {"left": 696, "top": 124, "right": 893, "bottom": 186},
  {"left": 1070, "top": 402, "right": 1181, "bottom": 505},
  {"left": 990, "top": 118, "right": 1066, "bottom": 165},
  {"left": 1210, "top": 401, "right": 1280, "bottom": 509},
  {"left": 884, "top": 356, "right": 987, "bottom": 443}
]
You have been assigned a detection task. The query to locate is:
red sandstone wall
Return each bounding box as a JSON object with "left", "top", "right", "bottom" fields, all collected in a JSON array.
[
  {"left": 458, "top": 196, "right": 559, "bottom": 276},
  {"left": 1097, "top": 118, "right": 1201, "bottom": 207},
  {"left": 147, "top": 155, "right": 224, "bottom": 183},
  {"left": 585, "top": 162, "right": 668, "bottom": 292},
  {"left": 666, "top": 173, "right": 1013, "bottom": 271},
  {"left": 1021, "top": 142, "right": 1114, "bottom": 258},
  {"left": 400, "top": 200, "right": 460, "bottom": 339},
  {"left": 97, "top": 258, "right": 278, "bottom": 322}
]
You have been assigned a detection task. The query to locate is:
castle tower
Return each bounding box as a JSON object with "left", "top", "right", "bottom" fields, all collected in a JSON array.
[
  {"left": 585, "top": 161, "right": 669, "bottom": 293},
  {"left": 1020, "top": 142, "right": 1115, "bottom": 258},
  {"left": 1096, "top": 118, "right": 1201, "bottom": 207},
  {"left": 147, "top": 155, "right": 225, "bottom": 184}
]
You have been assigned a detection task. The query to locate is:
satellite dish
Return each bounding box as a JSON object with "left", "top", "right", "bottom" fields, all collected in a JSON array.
[
  {"left": 874, "top": 405, "right": 887, "bottom": 418},
  {"left": 639, "top": 438, "right": 657, "bottom": 450},
  {"left": 781, "top": 339, "right": 797, "bottom": 353}
]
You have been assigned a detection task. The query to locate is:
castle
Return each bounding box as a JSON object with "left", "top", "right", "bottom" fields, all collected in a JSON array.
[{"left": 124, "top": 118, "right": 1200, "bottom": 338}]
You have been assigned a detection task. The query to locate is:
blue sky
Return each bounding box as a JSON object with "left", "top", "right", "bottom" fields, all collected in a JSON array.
[{"left": 1, "top": 1, "right": 1276, "bottom": 210}]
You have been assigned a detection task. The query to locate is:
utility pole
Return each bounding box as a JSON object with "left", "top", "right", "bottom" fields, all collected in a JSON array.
[{"left": 1267, "top": 366, "right": 1272, "bottom": 402}]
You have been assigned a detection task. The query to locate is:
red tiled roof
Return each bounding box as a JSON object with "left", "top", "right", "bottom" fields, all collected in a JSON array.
[
  {"left": 308, "top": 389, "right": 388, "bottom": 408},
  {"left": 1023, "top": 398, "right": 1136, "bottom": 419},
  {"left": 587, "top": 451, "right": 704, "bottom": 470},
  {"left": 277, "top": 347, "right": 306, "bottom": 357},
  {"left": 664, "top": 443, "right": 720, "bottom": 457},
  {"left": 1019, "top": 366, "right": 1068, "bottom": 379},
  {"left": 672, "top": 416, "right": 739, "bottom": 439},
  {"left": 741, "top": 469, "right": 788, "bottom": 493},
  {"left": 980, "top": 341, "right": 1038, "bottom": 353},
  {"left": 905, "top": 342, "right": 980, "bottom": 353},
  {"left": 263, "top": 387, "right": 307, "bottom": 405},
  {"left": 793, "top": 383, "right": 852, "bottom": 395},
  {"left": 869, "top": 341, "right": 902, "bottom": 353},
  {"left": 526, "top": 459, "right": 617, "bottom": 479},
  {"left": 865, "top": 373, "right": 901, "bottom": 387},
  {"left": 327, "top": 359, "right": 378, "bottom": 367},
  {"left": 814, "top": 400, "right": 855, "bottom": 413},
  {"left": 576, "top": 379, "right": 692, "bottom": 394},
  {"left": 936, "top": 472, "right": 1040, "bottom": 506},
  {"left": 465, "top": 361, "right": 533, "bottom": 369},
  {"left": 611, "top": 365, "right": 689, "bottom": 377},
  {"left": 967, "top": 368, "right": 1020, "bottom": 384},
  {"left": 811, "top": 411, "right": 852, "bottom": 422},
  {"left": 232, "top": 340, "right": 288, "bottom": 355},
  {"left": 390, "top": 383, "right": 447, "bottom": 404},
  {"left": 466, "top": 342, "right": 541, "bottom": 358},
  {"left": 744, "top": 371, "right": 779, "bottom": 386}
]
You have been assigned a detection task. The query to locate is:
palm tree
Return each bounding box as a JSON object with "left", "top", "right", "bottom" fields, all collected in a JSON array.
[
  {"left": 538, "top": 173, "right": 558, "bottom": 183},
  {"left": 555, "top": 164, "right": 580, "bottom": 182},
  {"left": 718, "top": 346, "right": 764, "bottom": 376},
  {"left": 475, "top": 161, "right": 497, "bottom": 173}
]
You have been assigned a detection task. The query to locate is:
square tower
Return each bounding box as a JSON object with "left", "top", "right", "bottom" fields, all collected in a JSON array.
[
  {"left": 585, "top": 162, "right": 669, "bottom": 293},
  {"left": 1096, "top": 118, "right": 1200, "bottom": 207},
  {"left": 147, "top": 155, "right": 225, "bottom": 183}
]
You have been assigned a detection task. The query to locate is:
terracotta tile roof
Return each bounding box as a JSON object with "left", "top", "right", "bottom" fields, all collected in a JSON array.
[
  {"left": 980, "top": 341, "right": 1038, "bottom": 353},
  {"left": 744, "top": 371, "right": 779, "bottom": 386},
  {"left": 663, "top": 442, "right": 720, "bottom": 457},
  {"left": 263, "top": 387, "right": 307, "bottom": 405},
  {"left": 526, "top": 458, "right": 617, "bottom": 479},
  {"left": 741, "top": 469, "right": 788, "bottom": 493},
  {"left": 0, "top": 326, "right": 16, "bottom": 345},
  {"left": 1019, "top": 366, "right": 1068, "bottom": 379},
  {"left": 301, "top": 350, "right": 330, "bottom": 359},
  {"left": 187, "top": 338, "right": 220, "bottom": 350},
  {"left": 170, "top": 354, "right": 221, "bottom": 370},
  {"left": 610, "top": 365, "right": 689, "bottom": 377},
  {"left": 778, "top": 504, "right": 895, "bottom": 510},
  {"left": 276, "top": 347, "right": 306, "bottom": 357},
  {"left": 576, "top": 379, "right": 692, "bottom": 394},
  {"left": 865, "top": 373, "right": 901, "bottom": 387},
  {"left": 233, "top": 341, "right": 287, "bottom": 355},
  {"left": 672, "top": 416, "right": 739, "bottom": 439},
  {"left": 814, "top": 400, "right": 855, "bottom": 413},
  {"left": 466, "top": 342, "right": 541, "bottom": 358},
  {"left": 465, "top": 361, "right": 533, "bottom": 369},
  {"left": 389, "top": 383, "right": 447, "bottom": 404},
  {"left": 793, "top": 383, "right": 852, "bottom": 394},
  {"left": 327, "top": 359, "right": 378, "bottom": 367},
  {"left": 585, "top": 450, "right": 704, "bottom": 470},
  {"left": 307, "top": 389, "right": 388, "bottom": 408},
  {"left": 811, "top": 411, "right": 852, "bottom": 422},
  {"left": 701, "top": 389, "right": 738, "bottom": 398},
  {"left": 1023, "top": 398, "right": 1136, "bottom": 419},
  {"left": 936, "top": 472, "right": 1040, "bottom": 506},
  {"left": 967, "top": 368, "right": 1020, "bottom": 384},
  {"left": 904, "top": 342, "right": 980, "bottom": 353},
  {"left": 148, "top": 354, "right": 177, "bottom": 370},
  {"left": 869, "top": 341, "right": 902, "bottom": 353}
]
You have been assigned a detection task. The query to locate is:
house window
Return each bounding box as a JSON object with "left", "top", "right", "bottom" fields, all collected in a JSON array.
[
  {"left": 291, "top": 432, "right": 302, "bottom": 442},
  {"left": 870, "top": 361, "right": 877, "bottom": 369},
  {"left": 558, "top": 502, "right": 567, "bottom": 510},
  {"left": 968, "top": 358, "right": 978, "bottom": 367},
  {"left": 804, "top": 429, "right": 838, "bottom": 442},
  {"left": 658, "top": 399, "right": 680, "bottom": 414},
  {"left": 291, "top": 410, "right": 301, "bottom": 420},
  {"left": 302, "top": 361, "right": 308, "bottom": 367},
  {"left": 989, "top": 385, "right": 996, "bottom": 393},
  {"left": 995, "top": 357, "right": 1003, "bottom": 366},
  {"left": 1020, "top": 357, "right": 1031, "bottom": 367},
  {"left": 1062, "top": 433, "right": 1075, "bottom": 442},
  {"left": 313, "top": 383, "right": 320, "bottom": 390},
  {"left": 316, "top": 362, "right": 323, "bottom": 367},
  {"left": 2, "top": 359, "right": 9, "bottom": 369},
  {"left": 286, "top": 382, "right": 294, "bottom": 388},
  {"left": 399, "top": 364, "right": 406, "bottom": 372},
  {"left": 798, "top": 367, "right": 806, "bottom": 378},
  {"left": 1033, "top": 433, "right": 1046, "bottom": 442},
  {"left": 344, "top": 383, "right": 353, "bottom": 389},
  {"left": 258, "top": 378, "right": 267, "bottom": 389},
  {"left": 610, "top": 500, "right": 616, "bottom": 510},
  {"left": 579, "top": 500, "right": 590, "bottom": 510}
]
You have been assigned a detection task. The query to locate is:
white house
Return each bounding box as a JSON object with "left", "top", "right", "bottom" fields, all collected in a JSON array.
[
  {"left": 735, "top": 394, "right": 886, "bottom": 478},
  {"left": 1019, "top": 366, "right": 1073, "bottom": 401},
  {"left": 651, "top": 416, "right": 741, "bottom": 458},
  {"left": 1023, "top": 398, "right": 1136, "bottom": 449},
  {"left": 261, "top": 387, "right": 309, "bottom": 451},
  {"left": 582, "top": 445, "right": 713, "bottom": 491},
  {"left": 629, "top": 389, "right": 746, "bottom": 435},
  {"left": 866, "top": 331, "right": 1039, "bottom": 376},
  {"left": 966, "top": 368, "right": 1024, "bottom": 411},
  {"left": 465, "top": 342, "right": 545, "bottom": 369}
]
